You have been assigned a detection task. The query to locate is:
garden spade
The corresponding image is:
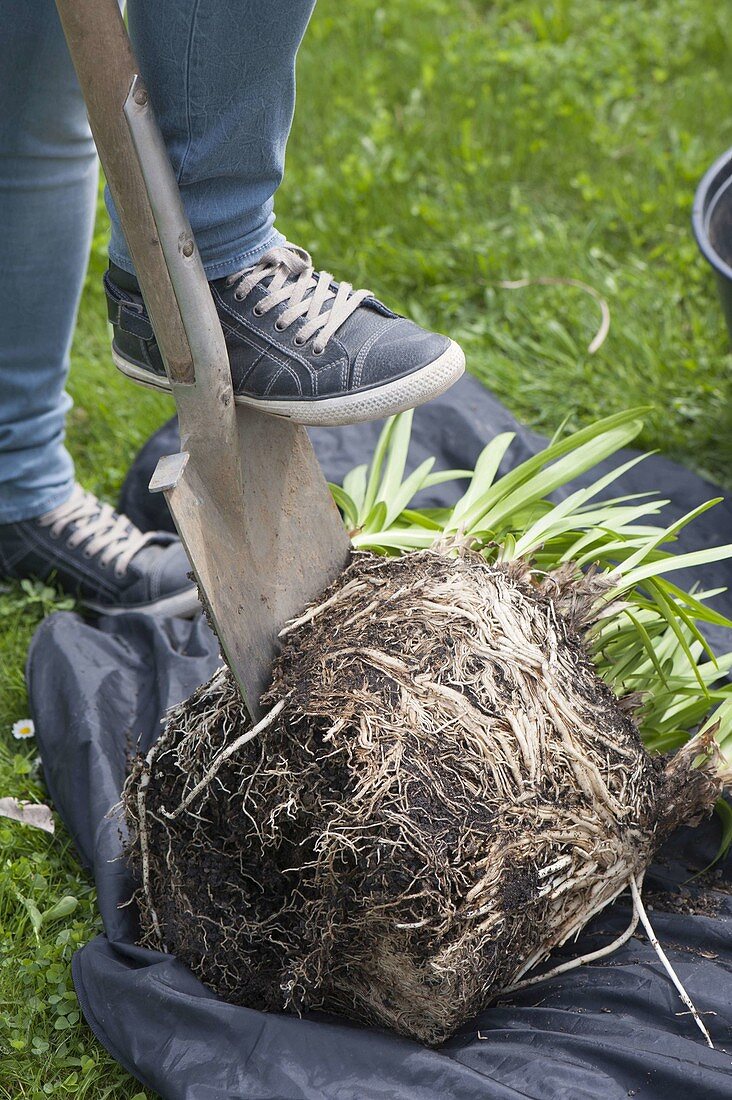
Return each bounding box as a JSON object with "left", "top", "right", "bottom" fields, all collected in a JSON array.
[{"left": 55, "top": 0, "right": 351, "bottom": 719}]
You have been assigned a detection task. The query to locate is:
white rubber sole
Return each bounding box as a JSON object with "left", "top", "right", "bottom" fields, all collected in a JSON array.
[
  {"left": 83, "top": 585, "right": 200, "bottom": 619},
  {"left": 112, "top": 340, "right": 465, "bottom": 427}
]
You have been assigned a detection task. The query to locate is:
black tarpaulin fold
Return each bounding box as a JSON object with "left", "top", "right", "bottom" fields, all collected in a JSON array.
[{"left": 29, "top": 377, "right": 732, "bottom": 1099}]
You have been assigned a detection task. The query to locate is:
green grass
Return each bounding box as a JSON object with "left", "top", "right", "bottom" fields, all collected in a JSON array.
[{"left": 1, "top": 0, "right": 730, "bottom": 1093}]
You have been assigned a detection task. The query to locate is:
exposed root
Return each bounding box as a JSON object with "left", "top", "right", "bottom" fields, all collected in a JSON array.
[
  {"left": 502, "top": 873, "right": 643, "bottom": 995},
  {"left": 162, "top": 698, "right": 288, "bottom": 821},
  {"left": 630, "top": 876, "right": 714, "bottom": 1049},
  {"left": 122, "top": 547, "right": 723, "bottom": 1045},
  {"left": 134, "top": 745, "right": 164, "bottom": 944}
]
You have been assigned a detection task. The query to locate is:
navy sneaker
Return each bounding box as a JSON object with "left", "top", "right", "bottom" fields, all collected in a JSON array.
[
  {"left": 105, "top": 244, "right": 465, "bottom": 427},
  {"left": 0, "top": 485, "right": 199, "bottom": 617}
]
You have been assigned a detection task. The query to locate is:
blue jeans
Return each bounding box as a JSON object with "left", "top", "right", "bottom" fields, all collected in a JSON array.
[{"left": 0, "top": 0, "right": 315, "bottom": 522}]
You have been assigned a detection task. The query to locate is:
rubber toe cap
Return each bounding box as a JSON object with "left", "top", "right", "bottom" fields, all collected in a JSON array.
[{"left": 358, "top": 320, "right": 452, "bottom": 388}]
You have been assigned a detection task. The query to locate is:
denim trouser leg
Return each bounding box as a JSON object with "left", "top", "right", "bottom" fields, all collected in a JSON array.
[
  {"left": 0, "top": 0, "right": 96, "bottom": 523},
  {"left": 108, "top": 0, "right": 317, "bottom": 279},
  {"left": 0, "top": 0, "right": 316, "bottom": 521}
]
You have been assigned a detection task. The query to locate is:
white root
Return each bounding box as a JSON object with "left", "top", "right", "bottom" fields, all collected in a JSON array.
[
  {"left": 497, "top": 276, "right": 611, "bottom": 354},
  {"left": 136, "top": 744, "right": 164, "bottom": 944},
  {"left": 501, "top": 875, "right": 641, "bottom": 995},
  {"left": 629, "top": 876, "right": 714, "bottom": 1049},
  {"left": 162, "top": 697, "right": 288, "bottom": 820},
  {"left": 278, "top": 579, "right": 368, "bottom": 637}
]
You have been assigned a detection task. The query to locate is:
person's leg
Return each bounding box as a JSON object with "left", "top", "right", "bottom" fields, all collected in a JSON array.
[
  {"left": 106, "top": 0, "right": 464, "bottom": 424},
  {"left": 0, "top": 1, "right": 197, "bottom": 615},
  {"left": 0, "top": 0, "right": 95, "bottom": 523},
  {"left": 108, "top": 0, "right": 316, "bottom": 280}
]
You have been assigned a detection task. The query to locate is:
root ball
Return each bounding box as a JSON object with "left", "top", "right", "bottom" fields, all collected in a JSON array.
[{"left": 123, "top": 548, "right": 721, "bottom": 1044}]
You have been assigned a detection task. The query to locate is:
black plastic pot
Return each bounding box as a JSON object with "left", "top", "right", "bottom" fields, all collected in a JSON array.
[{"left": 693, "top": 147, "right": 732, "bottom": 343}]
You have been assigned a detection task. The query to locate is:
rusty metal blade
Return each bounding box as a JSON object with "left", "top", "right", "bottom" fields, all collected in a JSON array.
[{"left": 150, "top": 409, "right": 350, "bottom": 718}]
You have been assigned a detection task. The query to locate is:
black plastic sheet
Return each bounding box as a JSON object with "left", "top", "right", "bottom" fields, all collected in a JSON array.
[{"left": 29, "top": 377, "right": 732, "bottom": 1098}]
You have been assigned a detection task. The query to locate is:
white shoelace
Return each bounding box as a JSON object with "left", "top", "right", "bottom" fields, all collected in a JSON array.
[
  {"left": 38, "top": 484, "right": 154, "bottom": 578},
  {"left": 227, "top": 245, "right": 372, "bottom": 355}
]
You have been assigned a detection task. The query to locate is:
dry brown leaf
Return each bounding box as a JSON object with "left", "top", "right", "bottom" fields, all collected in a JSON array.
[{"left": 0, "top": 797, "right": 55, "bottom": 834}]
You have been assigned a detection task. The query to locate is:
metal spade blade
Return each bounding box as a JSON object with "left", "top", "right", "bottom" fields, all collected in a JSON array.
[
  {"left": 56, "top": 0, "right": 350, "bottom": 718},
  {"left": 149, "top": 404, "right": 350, "bottom": 717}
]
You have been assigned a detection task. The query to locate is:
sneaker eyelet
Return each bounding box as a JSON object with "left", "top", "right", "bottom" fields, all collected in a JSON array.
[
  {"left": 294, "top": 335, "right": 306, "bottom": 347},
  {"left": 274, "top": 320, "right": 286, "bottom": 332},
  {"left": 82, "top": 548, "right": 94, "bottom": 559},
  {"left": 114, "top": 567, "right": 125, "bottom": 579},
  {"left": 253, "top": 305, "right": 264, "bottom": 317},
  {"left": 234, "top": 291, "right": 245, "bottom": 302},
  {"left": 312, "top": 346, "right": 325, "bottom": 357}
]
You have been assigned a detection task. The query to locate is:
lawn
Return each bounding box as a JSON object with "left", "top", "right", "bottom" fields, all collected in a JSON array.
[{"left": 1, "top": 0, "right": 730, "bottom": 1094}]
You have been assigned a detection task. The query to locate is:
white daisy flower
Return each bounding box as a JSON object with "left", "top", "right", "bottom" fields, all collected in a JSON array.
[{"left": 12, "top": 718, "right": 35, "bottom": 741}]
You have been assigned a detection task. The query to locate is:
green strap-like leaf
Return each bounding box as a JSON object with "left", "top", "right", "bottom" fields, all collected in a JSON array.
[
  {"left": 362, "top": 416, "right": 397, "bottom": 517},
  {"left": 466, "top": 422, "right": 645, "bottom": 535},
  {"left": 445, "top": 432, "right": 515, "bottom": 530},
  {"left": 383, "top": 456, "right": 435, "bottom": 527},
  {"left": 377, "top": 409, "right": 415, "bottom": 514},
  {"left": 453, "top": 407, "right": 648, "bottom": 531},
  {"left": 616, "top": 499, "right": 724, "bottom": 576},
  {"left": 617, "top": 544, "right": 732, "bottom": 590},
  {"left": 328, "top": 484, "right": 359, "bottom": 530},
  {"left": 342, "top": 464, "right": 368, "bottom": 514}
]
